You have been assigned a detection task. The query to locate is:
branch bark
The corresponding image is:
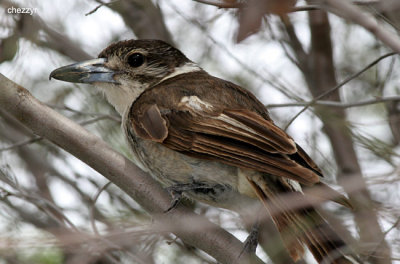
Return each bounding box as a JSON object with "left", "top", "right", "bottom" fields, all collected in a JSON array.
[
  {"left": 0, "top": 73, "right": 263, "bottom": 264},
  {"left": 319, "top": 0, "right": 400, "bottom": 54},
  {"left": 305, "top": 9, "right": 391, "bottom": 264},
  {"left": 104, "top": 0, "right": 173, "bottom": 44}
]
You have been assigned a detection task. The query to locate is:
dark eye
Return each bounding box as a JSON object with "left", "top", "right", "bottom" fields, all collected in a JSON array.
[{"left": 127, "top": 53, "right": 145, "bottom": 67}]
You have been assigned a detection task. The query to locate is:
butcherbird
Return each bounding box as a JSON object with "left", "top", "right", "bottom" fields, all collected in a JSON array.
[{"left": 50, "top": 39, "right": 360, "bottom": 264}]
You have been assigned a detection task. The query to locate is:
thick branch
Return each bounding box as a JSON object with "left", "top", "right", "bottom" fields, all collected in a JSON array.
[
  {"left": 104, "top": 0, "right": 173, "bottom": 44},
  {"left": 320, "top": 0, "right": 400, "bottom": 54},
  {"left": 266, "top": 96, "right": 400, "bottom": 109},
  {"left": 0, "top": 73, "right": 263, "bottom": 264},
  {"left": 306, "top": 9, "right": 391, "bottom": 263}
]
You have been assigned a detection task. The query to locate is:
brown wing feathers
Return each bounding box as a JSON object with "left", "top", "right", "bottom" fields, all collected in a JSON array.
[
  {"left": 173, "top": 111, "right": 287, "bottom": 153},
  {"left": 133, "top": 104, "right": 168, "bottom": 142},
  {"left": 128, "top": 72, "right": 355, "bottom": 263},
  {"left": 223, "top": 109, "right": 297, "bottom": 153},
  {"left": 131, "top": 109, "right": 320, "bottom": 185},
  {"left": 128, "top": 72, "right": 322, "bottom": 186},
  {"left": 247, "top": 174, "right": 352, "bottom": 263},
  {"left": 170, "top": 128, "right": 319, "bottom": 185}
]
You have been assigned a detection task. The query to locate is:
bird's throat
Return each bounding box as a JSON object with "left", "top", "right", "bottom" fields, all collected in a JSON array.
[{"left": 97, "top": 80, "right": 148, "bottom": 116}]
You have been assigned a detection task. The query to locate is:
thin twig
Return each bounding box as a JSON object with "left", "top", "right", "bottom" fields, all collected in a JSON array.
[
  {"left": 0, "top": 115, "right": 119, "bottom": 152},
  {"left": 284, "top": 52, "right": 397, "bottom": 130},
  {"left": 365, "top": 216, "right": 400, "bottom": 262},
  {"left": 193, "top": 0, "right": 379, "bottom": 12},
  {"left": 90, "top": 181, "right": 112, "bottom": 236},
  {"left": 193, "top": 0, "right": 320, "bottom": 11},
  {"left": 321, "top": 0, "right": 400, "bottom": 54},
  {"left": 4, "top": 188, "right": 79, "bottom": 231},
  {"left": 364, "top": 3, "right": 400, "bottom": 32},
  {"left": 279, "top": 15, "right": 309, "bottom": 72},
  {"left": 291, "top": 5, "right": 320, "bottom": 12},
  {"left": 85, "top": 0, "right": 119, "bottom": 16},
  {"left": 88, "top": 180, "right": 149, "bottom": 264},
  {"left": 266, "top": 95, "right": 400, "bottom": 109},
  {"left": 170, "top": 3, "right": 302, "bottom": 101},
  {"left": 0, "top": 136, "right": 42, "bottom": 152},
  {"left": 47, "top": 103, "right": 121, "bottom": 122},
  {"left": 192, "top": 0, "right": 242, "bottom": 8},
  {"left": 377, "top": 56, "right": 396, "bottom": 92},
  {"left": 79, "top": 115, "right": 120, "bottom": 126}
]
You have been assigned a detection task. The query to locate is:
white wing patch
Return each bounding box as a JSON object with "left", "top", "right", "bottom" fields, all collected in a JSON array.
[
  {"left": 215, "top": 114, "right": 259, "bottom": 135},
  {"left": 179, "top": 96, "right": 213, "bottom": 111},
  {"left": 287, "top": 179, "right": 303, "bottom": 193},
  {"left": 343, "top": 255, "right": 361, "bottom": 264}
]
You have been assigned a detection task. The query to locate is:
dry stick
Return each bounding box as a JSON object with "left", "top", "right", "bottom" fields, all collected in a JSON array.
[
  {"left": 192, "top": 0, "right": 320, "bottom": 12},
  {"left": 366, "top": 216, "right": 400, "bottom": 261},
  {"left": 192, "top": 0, "right": 243, "bottom": 8},
  {"left": 170, "top": 3, "right": 301, "bottom": 101},
  {"left": 46, "top": 103, "right": 121, "bottom": 122},
  {"left": 3, "top": 188, "right": 79, "bottom": 231},
  {"left": 85, "top": 0, "right": 119, "bottom": 16},
  {"left": 0, "top": 73, "right": 263, "bottom": 264},
  {"left": 90, "top": 181, "right": 112, "bottom": 236},
  {"left": 321, "top": 0, "right": 400, "bottom": 54},
  {"left": 284, "top": 52, "right": 397, "bottom": 130},
  {"left": 88, "top": 180, "right": 148, "bottom": 264},
  {"left": 0, "top": 170, "right": 77, "bottom": 230},
  {"left": 192, "top": 0, "right": 380, "bottom": 12},
  {"left": 0, "top": 136, "right": 42, "bottom": 152},
  {"left": 266, "top": 95, "right": 400, "bottom": 109},
  {"left": 0, "top": 115, "right": 119, "bottom": 152}
]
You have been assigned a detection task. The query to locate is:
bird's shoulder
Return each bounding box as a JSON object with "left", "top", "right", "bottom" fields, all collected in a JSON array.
[{"left": 131, "top": 70, "right": 271, "bottom": 120}]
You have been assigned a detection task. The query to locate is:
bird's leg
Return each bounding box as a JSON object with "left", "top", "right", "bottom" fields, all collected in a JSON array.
[
  {"left": 164, "top": 184, "right": 184, "bottom": 213},
  {"left": 164, "top": 182, "right": 211, "bottom": 212},
  {"left": 237, "top": 208, "right": 263, "bottom": 262},
  {"left": 240, "top": 220, "right": 260, "bottom": 256}
]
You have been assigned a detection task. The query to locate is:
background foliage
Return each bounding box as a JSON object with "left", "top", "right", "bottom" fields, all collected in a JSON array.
[{"left": 0, "top": 0, "right": 400, "bottom": 263}]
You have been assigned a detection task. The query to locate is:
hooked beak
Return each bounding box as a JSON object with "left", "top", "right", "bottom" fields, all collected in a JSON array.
[{"left": 49, "top": 58, "right": 119, "bottom": 84}]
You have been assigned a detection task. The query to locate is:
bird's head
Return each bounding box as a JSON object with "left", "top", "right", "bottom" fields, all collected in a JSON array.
[{"left": 50, "top": 39, "right": 201, "bottom": 115}]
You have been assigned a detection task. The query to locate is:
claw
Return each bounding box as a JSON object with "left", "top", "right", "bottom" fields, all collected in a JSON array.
[
  {"left": 163, "top": 182, "right": 213, "bottom": 213},
  {"left": 239, "top": 222, "right": 260, "bottom": 259},
  {"left": 164, "top": 188, "right": 183, "bottom": 213}
]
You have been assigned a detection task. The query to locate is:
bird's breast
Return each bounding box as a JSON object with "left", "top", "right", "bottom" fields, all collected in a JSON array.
[{"left": 123, "top": 124, "right": 256, "bottom": 209}]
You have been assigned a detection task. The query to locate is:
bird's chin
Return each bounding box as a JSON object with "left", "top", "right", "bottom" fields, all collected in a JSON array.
[{"left": 95, "top": 80, "right": 146, "bottom": 116}]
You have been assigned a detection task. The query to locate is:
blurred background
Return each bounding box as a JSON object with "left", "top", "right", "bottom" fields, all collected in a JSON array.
[{"left": 0, "top": 0, "right": 400, "bottom": 263}]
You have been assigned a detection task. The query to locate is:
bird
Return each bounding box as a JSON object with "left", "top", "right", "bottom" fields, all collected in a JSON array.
[{"left": 50, "top": 39, "right": 360, "bottom": 264}]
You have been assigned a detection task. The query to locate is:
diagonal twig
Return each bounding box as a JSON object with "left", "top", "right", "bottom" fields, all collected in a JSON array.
[{"left": 284, "top": 52, "right": 397, "bottom": 130}]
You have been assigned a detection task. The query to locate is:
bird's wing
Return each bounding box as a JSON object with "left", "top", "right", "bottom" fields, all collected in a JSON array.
[{"left": 128, "top": 98, "right": 322, "bottom": 186}]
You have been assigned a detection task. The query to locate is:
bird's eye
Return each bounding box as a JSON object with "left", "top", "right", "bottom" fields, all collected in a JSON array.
[{"left": 127, "top": 53, "right": 145, "bottom": 67}]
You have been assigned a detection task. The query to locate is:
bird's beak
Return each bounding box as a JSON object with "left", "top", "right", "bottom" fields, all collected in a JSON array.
[{"left": 49, "top": 58, "right": 119, "bottom": 84}]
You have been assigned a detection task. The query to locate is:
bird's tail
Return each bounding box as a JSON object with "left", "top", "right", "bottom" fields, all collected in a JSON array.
[{"left": 247, "top": 175, "right": 360, "bottom": 264}]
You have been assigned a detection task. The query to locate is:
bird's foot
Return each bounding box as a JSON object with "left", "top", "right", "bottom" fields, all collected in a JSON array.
[
  {"left": 239, "top": 223, "right": 259, "bottom": 257},
  {"left": 164, "top": 186, "right": 183, "bottom": 213},
  {"left": 164, "top": 183, "right": 207, "bottom": 212}
]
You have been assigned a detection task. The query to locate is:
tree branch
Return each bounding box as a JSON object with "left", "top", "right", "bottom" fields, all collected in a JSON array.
[
  {"left": 193, "top": 0, "right": 381, "bottom": 12},
  {"left": 266, "top": 96, "right": 400, "bottom": 109},
  {"left": 305, "top": 9, "right": 391, "bottom": 263},
  {"left": 103, "top": 0, "right": 173, "bottom": 44},
  {"left": 0, "top": 73, "right": 263, "bottom": 264},
  {"left": 319, "top": 0, "right": 400, "bottom": 54},
  {"left": 284, "top": 52, "right": 396, "bottom": 129}
]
